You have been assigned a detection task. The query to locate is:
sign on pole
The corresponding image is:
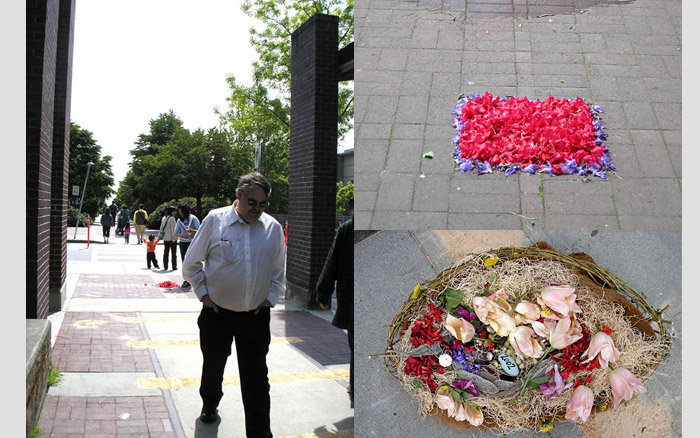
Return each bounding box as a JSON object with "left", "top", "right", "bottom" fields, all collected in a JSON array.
[{"left": 72, "top": 185, "right": 80, "bottom": 196}]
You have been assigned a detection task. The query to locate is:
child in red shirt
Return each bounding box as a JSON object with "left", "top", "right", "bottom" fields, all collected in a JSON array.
[{"left": 143, "top": 235, "right": 161, "bottom": 269}]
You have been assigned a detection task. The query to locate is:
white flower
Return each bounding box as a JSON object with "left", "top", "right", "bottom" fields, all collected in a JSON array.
[{"left": 438, "top": 353, "right": 453, "bottom": 367}]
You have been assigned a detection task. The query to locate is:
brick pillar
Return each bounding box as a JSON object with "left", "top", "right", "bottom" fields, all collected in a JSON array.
[
  {"left": 49, "top": 0, "right": 75, "bottom": 312},
  {"left": 287, "top": 14, "right": 339, "bottom": 308},
  {"left": 27, "top": 0, "right": 61, "bottom": 319}
]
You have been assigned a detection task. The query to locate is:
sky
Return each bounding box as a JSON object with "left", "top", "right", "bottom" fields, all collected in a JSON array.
[{"left": 71, "top": 0, "right": 352, "bottom": 194}]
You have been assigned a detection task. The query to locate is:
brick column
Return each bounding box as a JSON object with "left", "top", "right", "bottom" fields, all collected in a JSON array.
[
  {"left": 49, "top": 0, "right": 75, "bottom": 312},
  {"left": 27, "top": 0, "right": 61, "bottom": 319},
  {"left": 287, "top": 14, "right": 339, "bottom": 308}
]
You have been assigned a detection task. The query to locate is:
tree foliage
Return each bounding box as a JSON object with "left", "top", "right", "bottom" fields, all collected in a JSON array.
[
  {"left": 68, "top": 123, "right": 115, "bottom": 219},
  {"left": 240, "top": 0, "right": 354, "bottom": 139},
  {"left": 336, "top": 180, "right": 354, "bottom": 215}
]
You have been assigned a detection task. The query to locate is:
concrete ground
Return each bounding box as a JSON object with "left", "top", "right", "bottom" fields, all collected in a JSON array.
[
  {"left": 354, "top": 0, "right": 681, "bottom": 230},
  {"left": 36, "top": 233, "right": 353, "bottom": 438},
  {"left": 354, "top": 230, "right": 681, "bottom": 437}
]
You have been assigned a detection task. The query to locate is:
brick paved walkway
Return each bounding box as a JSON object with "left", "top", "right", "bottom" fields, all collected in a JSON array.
[
  {"left": 38, "top": 243, "right": 353, "bottom": 437},
  {"left": 354, "top": 0, "right": 681, "bottom": 230}
]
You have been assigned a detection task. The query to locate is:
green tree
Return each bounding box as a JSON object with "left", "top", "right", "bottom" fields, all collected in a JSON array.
[
  {"left": 240, "top": 0, "right": 354, "bottom": 139},
  {"left": 217, "top": 78, "right": 289, "bottom": 213},
  {"left": 336, "top": 180, "right": 354, "bottom": 215},
  {"left": 69, "top": 123, "right": 115, "bottom": 219}
]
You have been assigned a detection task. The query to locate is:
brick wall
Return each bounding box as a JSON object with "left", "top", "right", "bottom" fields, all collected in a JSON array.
[
  {"left": 49, "top": 0, "right": 75, "bottom": 311},
  {"left": 287, "top": 14, "right": 339, "bottom": 308},
  {"left": 27, "top": 0, "right": 61, "bottom": 319}
]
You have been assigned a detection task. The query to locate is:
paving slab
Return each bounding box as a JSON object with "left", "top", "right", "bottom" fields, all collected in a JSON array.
[{"left": 354, "top": 0, "right": 682, "bottom": 230}]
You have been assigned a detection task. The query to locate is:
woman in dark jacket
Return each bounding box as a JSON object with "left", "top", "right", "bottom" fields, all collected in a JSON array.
[{"left": 100, "top": 206, "right": 114, "bottom": 243}]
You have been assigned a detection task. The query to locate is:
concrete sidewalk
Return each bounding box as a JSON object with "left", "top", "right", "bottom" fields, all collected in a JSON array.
[
  {"left": 354, "top": 0, "right": 681, "bottom": 230},
  {"left": 37, "top": 239, "right": 353, "bottom": 437},
  {"left": 354, "top": 230, "right": 681, "bottom": 437}
]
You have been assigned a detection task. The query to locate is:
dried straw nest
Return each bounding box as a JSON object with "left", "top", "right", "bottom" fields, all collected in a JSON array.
[{"left": 382, "top": 242, "right": 674, "bottom": 432}]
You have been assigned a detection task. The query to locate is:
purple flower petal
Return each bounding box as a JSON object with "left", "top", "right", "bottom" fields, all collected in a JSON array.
[
  {"left": 522, "top": 164, "right": 539, "bottom": 174},
  {"left": 460, "top": 159, "right": 474, "bottom": 173},
  {"left": 476, "top": 161, "right": 493, "bottom": 175},
  {"left": 504, "top": 164, "right": 518, "bottom": 177}
]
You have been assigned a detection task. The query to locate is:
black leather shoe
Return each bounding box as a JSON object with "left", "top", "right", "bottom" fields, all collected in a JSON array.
[{"left": 199, "top": 407, "right": 218, "bottom": 424}]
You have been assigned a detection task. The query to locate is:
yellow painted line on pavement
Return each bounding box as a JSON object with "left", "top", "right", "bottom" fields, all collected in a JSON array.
[
  {"left": 129, "top": 337, "right": 302, "bottom": 347},
  {"left": 138, "top": 369, "right": 350, "bottom": 389},
  {"left": 278, "top": 430, "right": 354, "bottom": 438},
  {"left": 73, "top": 316, "right": 197, "bottom": 328}
]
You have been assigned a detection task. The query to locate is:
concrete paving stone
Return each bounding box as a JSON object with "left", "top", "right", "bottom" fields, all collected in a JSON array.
[
  {"left": 533, "top": 73, "right": 589, "bottom": 88},
  {"left": 407, "top": 49, "right": 462, "bottom": 73},
  {"left": 378, "top": 48, "right": 409, "bottom": 71},
  {"left": 391, "top": 123, "right": 426, "bottom": 141},
  {"left": 618, "top": 215, "right": 681, "bottom": 230},
  {"left": 360, "top": 25, "right": 413, "bottom": 40},
  {"left": 356, "top": 80, "right": 403, "bottom": 97},
  {"left": 355, "top": 94, "right": 368, "bottom": 123},
  {"left": 356, "top": 123, "right": 391, "bottom": 140},
  {"left": 376, "top": 173, "right": 417, "bottom": 211},
  {"left": 410, "top": 29, "right": 440, "bottom": 50},
  {"left": 648, "top": 15, "right": 678, "bottom": 36},
  {"left": 464, "top": 39, "right": 517, "bottom": 53},
  {"left": 430, "top": 71, "right": 462, "bottom": 97},
  {"left": 358, "top": 8, "right": 393, "bottom": 24},
  {"left": 426, "top": 96, "right": 458, "bottom": 124},
  {"left": 611, "top": 179, "right": 654, "bottom": 216},
  {"left": 583, "top": 52, "right": 641, "bottom": 66},
  {"left": 400, "top": 71, "right": 433, "bottom": 96},
  {"left": 395, "top": 95, "right": 429, "bottom": 124},
  {"left": 652, "top": 102, "right": 682, "bottom": 130},
  {"left": 385, "top": 139, "right": 424, "bottom": 172},
  {"left": 355, "top": 190, "right": 378, "bottom": 212},
  {"left": 534, "top": 86, "right": 590, "bottom": 99},
  {"left": 461, "top": 73, "right": 518, "bottom": 88},
  {"left": 518, "top": 173, "right": 542, "bottom": 194},
  {"left": 521, "top": 193, "right": 545, "bottom": 216},
  {"left": 636, "top": 54, "right": 673, "bottom": 78},
  {"left": 608, "top": 148, "right": 642, "bottom": 179},
  {"left": 411, "top": 174, "right": 452, "bottom": 212},
  {"left": 449, "top": 190, "right": 521, "bottom": 214},
  {"left": 544, "top": 213, "right": 620, "bottom": 230},
  {"left": 462, "top": 61, "right": 516, "bottom": 75},
  {"left": 462, "top": 50, "right": 515, "bottom": 64},
  {"left": 437, "top": 28, "right": 466, "bottom": 50},
  {"left": 666, "top": 145, "right": 681, "bottom": 178},
  {"left": 635, "top": 145, "right": 676, "bottom": 178},
  {"left": 355, "top": 69, "right": 403, "bottom": 87},
  {"left": 450, "top": 176, "right": 521, "bottom": 194},
  {"left": 355, "top": 140, "right": 389, "bottom": 174},
  {"left": 364, "top": 95, "right": 399, "bottom": 124},
  {"left": 589, "top": 76, "right": 622, "bottom": 101},
  {"left": 644, "top": 177, "right": 681, "bottom": 216},
  {"left": 540, "top": 178, "right": 614, "bottom": 196},
  {"left": 48, "top": 373, "right": 161, "bottom": 397},
  {"left": 447, "top": 212, "right": 522, "bottom": 229},
  {"left": 355, "top": 210, "right": 372, "bottom": 230},
  {"left": 531, "top": 62, "right": 588, "bottom": 76},
  {"left": 661, "top": 55, "right": 682, "bottom": 78},
  {"left": 420, "top": 152, "right": 456, "bottom": 176},
  {"left": 371, "top": 210, "right": 448, "bottom": 229},
  {"left": 601, "top": 100, "right": 632, "bottom": 129},
  {"left": 515, "top": 61, "right": 532, "bottom": 75},
  {"left": 545, "top": 194, "right": 617, "bottom": 216}
]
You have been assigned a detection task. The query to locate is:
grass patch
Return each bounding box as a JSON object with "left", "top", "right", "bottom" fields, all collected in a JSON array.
[
  {"left": 31, "top": 424, "right": 41, "bottom": 438},
  {"left": 47, "top": 364, "right": 62, "bottom": 387}
]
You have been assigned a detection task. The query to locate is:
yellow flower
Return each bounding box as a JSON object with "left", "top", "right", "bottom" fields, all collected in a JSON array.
[
  {"left": 539, "top": 421, "right": 554, "bottom": 433},
  {"left": 412, "top": 284, "right": 421, "bottom": 299},
  {"left": 484, "top": 256, "right": 499, "bottom": 267},
  {"left": 599, "top": 401, "right": 608, "bottom": 412}
]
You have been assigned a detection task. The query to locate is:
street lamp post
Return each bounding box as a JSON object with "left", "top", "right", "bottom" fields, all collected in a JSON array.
[{"left": 73, "top": 161, "right": 93, "bottom": 240}]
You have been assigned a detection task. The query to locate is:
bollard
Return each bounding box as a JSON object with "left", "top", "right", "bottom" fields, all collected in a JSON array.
[{"left": 87, "top": 215, "right": 91, "bottom": 247}]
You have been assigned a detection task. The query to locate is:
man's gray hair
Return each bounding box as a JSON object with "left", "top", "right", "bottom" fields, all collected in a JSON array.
[{"left": 237, "top": 172, "right": 272, "bottom": 196}]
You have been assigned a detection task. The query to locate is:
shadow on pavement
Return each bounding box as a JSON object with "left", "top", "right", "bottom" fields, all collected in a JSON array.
[{"left": 194, "top": 417, "right": 221, "bottom": 437}]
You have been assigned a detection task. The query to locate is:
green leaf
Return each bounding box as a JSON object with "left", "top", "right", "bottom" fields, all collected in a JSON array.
[
  {"left": 527, "top": 375, "right": 551, "bottom": 388},
  {"left": 422, "top": 151, "right": 434, "bottom": 159},
  {"left": 439, "top": 288, "right": 464, "bottom": 311},
  {"left": 412, "top": 378, "right": 423, "bottom": 389}
]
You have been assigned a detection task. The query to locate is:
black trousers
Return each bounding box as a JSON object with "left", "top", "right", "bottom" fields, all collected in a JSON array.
[
  {"left": 179, "top": 241, "right": 191, "bottom": 262},
  {"left": 163, "top": 241, "right": 177, "bottom": 270},
  {"left": 146, "top": 252, "right": 159, "bottom": 268},
  {"left": 198, "top": 305, "right": 272, "bottom": 438}
]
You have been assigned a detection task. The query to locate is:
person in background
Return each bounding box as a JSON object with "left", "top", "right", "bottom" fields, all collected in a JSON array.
[
  {"left": 143, "top": 234, "right": 161, "bottom": 269},
  {"left": 133, "top": 204, "right": 149, "bottom": 244},
  {"left": 183, "top": 172, "right": 285, "bottom": 436},
  {"left": 160, "top": 206, "right": 178, "bottom": 271},
  {"left": 118, "top": 205, "right": 131, "bottom": 235},
  {"left": 315, "top": 214, "right": 354, "bottom": 408},
  {"left": 100, "top": 206, "right": 114, "bottom": 244},
  {"left": 174, "top": 203, "right": 200, "bottom": 290},
  {"left": 109, "top": 200, "right": 118, "bottom": 223},
  {"left": 123, "top": 220, "right": 131, "bottom": 244}
]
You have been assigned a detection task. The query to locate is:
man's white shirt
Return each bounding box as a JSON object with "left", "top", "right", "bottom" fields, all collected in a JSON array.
[{"left": 183, "top": 201, "right": 286, "bottom": 312}]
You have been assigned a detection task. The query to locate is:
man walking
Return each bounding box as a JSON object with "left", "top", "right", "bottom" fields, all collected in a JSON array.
[
  {"left": 133, "top": 204, "right": 149, "bottom": 244},
  {"left": 316, "top": 214, "right": 354, "bottom": 407},
  {"left": 183, "top": 172, "right": 285, "bottom": 438}
]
